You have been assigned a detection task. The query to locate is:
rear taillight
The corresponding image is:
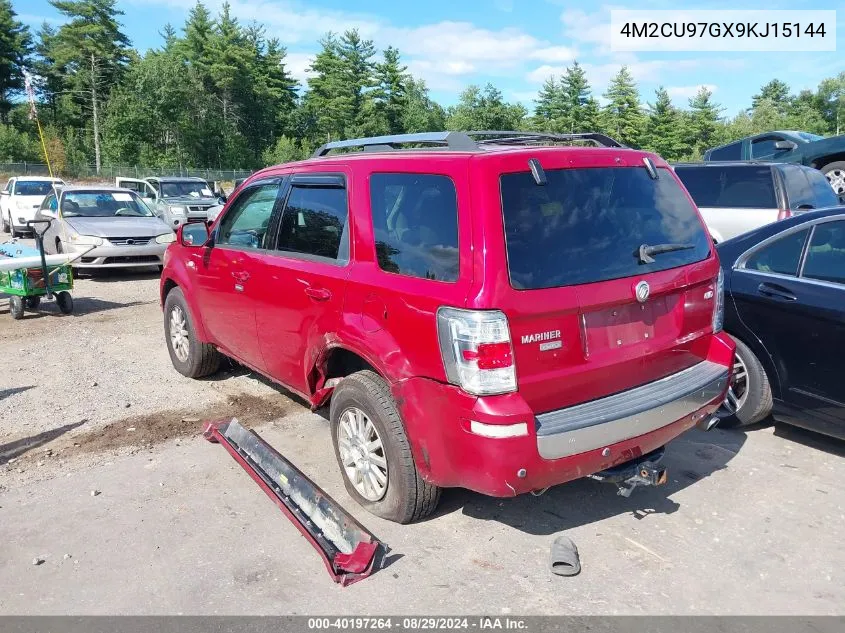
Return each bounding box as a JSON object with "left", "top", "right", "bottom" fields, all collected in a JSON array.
[
  {"left": 712, "top": 268, "right": 725, "bottom": 334},
  {"left": 777, "top": 208, "right": 792, "bottom": 220},
  {"left": 436, "top": 307, "right": 516, "bottom": 396}
]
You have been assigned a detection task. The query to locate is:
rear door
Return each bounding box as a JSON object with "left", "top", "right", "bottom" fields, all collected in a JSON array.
[
  {"left": 732, "top": 216, "right": 845, "bottom": 430},
  {"left": 252, "top": 172, "right": 352, "bottom": 395},
  {"left": 674, "top": 165, "right": 780, "bottom": 241},
  {"left": 192, "top": 179, "right": 285, "bottom": 371},
  {"left": 477, "top": 151, "right": 719, "bottom": 415}
]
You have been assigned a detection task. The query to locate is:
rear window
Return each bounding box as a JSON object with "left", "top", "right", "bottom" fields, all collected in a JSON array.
[
  {"left": 806, "top": 169, "right": 839, "bottom": 207},
  {"left": 674, "top": 166, "right": 776, "bottom": 209},
  {"left": 14, "top": 181, "right": 55, "bottom": 196},
  {"left": 501, "top": 167, "right": 711, "bottom": 290}
]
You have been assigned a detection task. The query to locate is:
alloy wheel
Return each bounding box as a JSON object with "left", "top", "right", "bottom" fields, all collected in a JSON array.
[
  {"left": 826, "top": 168, "right": 845, "bottom": 196},
  {"left": 169, "top": 305, "right": 190, "bottom": 363},
  {"left": 337, "top": 407, "right": 388, "bottom": 502},
  {"left": 721, "top": 353, "right": 749, "bottom": 416}
]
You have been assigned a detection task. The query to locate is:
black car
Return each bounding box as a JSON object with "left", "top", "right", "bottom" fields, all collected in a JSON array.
[{"left": 717, "top": 207, "right": 845, "bottom": 440}]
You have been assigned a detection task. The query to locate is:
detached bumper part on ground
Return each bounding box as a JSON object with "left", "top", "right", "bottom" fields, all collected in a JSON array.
[{"left": 203, "top": 418, "right": 383, "bottom": 586}]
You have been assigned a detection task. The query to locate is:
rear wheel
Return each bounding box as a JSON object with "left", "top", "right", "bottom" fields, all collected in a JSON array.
[
  {"left": 822, "top": 161, "right": 845, "bottom": 197},
  {"left": 163, "top": 287, "right": 221, "bottom": 378},
  {"left": 719, "top": 335, "right": 773, "bottom": 427},
  {"left": 330, "top": 370, "right": 441, "bottom": 524},
  {"left": 9, "top": 296, "right": 24, "bottom": 320},
  {"left": 25, "top": 296, "right": 41, "bottom": 310}
]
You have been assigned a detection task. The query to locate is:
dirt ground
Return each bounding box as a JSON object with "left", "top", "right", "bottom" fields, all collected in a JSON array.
[{"left": 1, "top": 247, "right": 844, "bottom": 615}]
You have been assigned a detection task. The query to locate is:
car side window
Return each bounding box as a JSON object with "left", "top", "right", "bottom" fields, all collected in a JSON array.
[
  {"left": 806, "top": 169, "right": 840, "bottom": 208},
  {"left": 751, "top": 137, "right": 784, "bottom": 159},
  {"left": 40, "top": 194, "right": 57, "bottom": 212},
  {"left": 709, "top": 142, "right": 741, "bottom": 161},
  {"left": 369, "top": 173, "right": 459, "bottom": 282},
  {"left": 276, "top": 182, "right": 349, "bottom": 261},
  {"left": 802, "top": 221, "right": 845, "bottom": 286},
  {"left": 2, "top": 179, "right": 11, "bottom": 193},
  {"left": 217, "top": 183, "right": 280, "bottom": 250},
  {"left": 782, "top": 168, "right": 814, "bottom": 209},
  {"left": 745, "top": 228, "right": 810, "bottom": 276}
]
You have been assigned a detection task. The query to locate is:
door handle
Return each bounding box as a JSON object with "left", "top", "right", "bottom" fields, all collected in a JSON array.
[
  {"left": 757, "top": 282, "right": 796, "bottom": 301},
  {"left": 232, "top": 271, "right": 250, "bottom": 282},
  {"left": 304, "top": 287, "right": 332, "bottom": 301}
]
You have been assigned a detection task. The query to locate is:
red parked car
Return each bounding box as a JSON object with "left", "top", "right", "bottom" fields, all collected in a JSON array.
[{"left": 160, "top": 131, "right": 735, "bottom": 523}]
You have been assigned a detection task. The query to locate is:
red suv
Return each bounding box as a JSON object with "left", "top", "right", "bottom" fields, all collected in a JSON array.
[{"left": 160, "top": 131, "right": 735, "bottom": 523}]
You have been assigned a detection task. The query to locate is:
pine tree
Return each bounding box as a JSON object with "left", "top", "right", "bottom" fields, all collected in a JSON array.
[
  {"left": 687, "top": 86, "right": 723, "bottom": 155},
  {"left": 160, "top": 24, "right": 177, "bottom": 52},
  {"left": 752, "top": 79, "right": 792, "bottom": 114},
  {"left": 601, "top": 66, "right": 644, "bottom": 147},
  {"left": 0, "top": 0, "right": 32, "bottom": 122},
  {"left": 643, "top": 87, "right": 686, "bottom": 160},
  {"left": 338, "top": 29, "right": 377, "bottom": 136},
  {"left": 181, "top": 1, "right": 215, "bottom": 88},
  {"left": 534, "top": 76, "right": 564, "bottom": 129},
  {"left": 302, "top": 33, "right": 351, "bottom": 143},
  {"left": 370, "top": 46, "right": 408, "bottom": 135},
  {"left": 402, "top": 77, "right": 445, "bottom": 133},
  {"left": 447, "top": 84, "right": 526, "bottom": 131},
  {"left": 560, "top": 61, "right": 593, "bottom": 133},
  {"left": 48, "top": 0, "right": 131, "bottom": 172}
]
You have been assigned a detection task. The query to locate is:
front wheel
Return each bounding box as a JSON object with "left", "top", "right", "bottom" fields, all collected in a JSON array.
[
  {"left": 1, "top": 212, "right": 9, "bottom": 233},
  {"left": 330, "top": 370, "right": 441, "bottom": 524},
  {"left": 719, "top": 335, "right": 773, "bottom": 427},
  {"left": 9, "top": 296, "right": 24, "bottom": 320},
  {"left": 822, "top": 161, "right": 845, "bottom": 197},
  {"left": 163, "top": 287, "right": 221, "bottom": 378}
]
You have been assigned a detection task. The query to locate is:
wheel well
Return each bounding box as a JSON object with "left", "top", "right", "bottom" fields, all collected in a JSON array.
[
  {"left": 324, "top": 348, "right": 377, "bottom": 382},
  {"left": 161, "top": 278, "right": 178, "bottom": 304},
  {"left": 813, "top": 153, "right": 845, "bottom": 170}
]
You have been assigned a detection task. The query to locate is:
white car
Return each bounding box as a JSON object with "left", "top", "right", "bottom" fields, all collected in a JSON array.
[{"left": 1, "top": 176, "right": 65, "bottom": 237}]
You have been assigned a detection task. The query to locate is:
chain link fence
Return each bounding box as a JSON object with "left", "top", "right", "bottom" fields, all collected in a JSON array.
[{"left": 0, "top": 163, "right": 254, "bottom": 182}]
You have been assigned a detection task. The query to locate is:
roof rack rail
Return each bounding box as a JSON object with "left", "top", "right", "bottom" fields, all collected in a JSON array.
[{"left": 312, "top": 130, "right": 624, "bottom": 157}]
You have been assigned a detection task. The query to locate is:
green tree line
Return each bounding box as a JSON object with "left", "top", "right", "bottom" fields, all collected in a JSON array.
[{"left": 1, "top": 0, "right": 844, "bottom": 173}]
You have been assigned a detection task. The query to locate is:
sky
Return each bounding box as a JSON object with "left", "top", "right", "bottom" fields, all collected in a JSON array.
[{"left": 14, "top": 0, "right": 844, "bottom": 117}]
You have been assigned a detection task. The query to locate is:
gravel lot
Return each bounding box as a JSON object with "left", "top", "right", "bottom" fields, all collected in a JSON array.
[{"left": 1, "top": 244, "right": 844, "bottom": 615}]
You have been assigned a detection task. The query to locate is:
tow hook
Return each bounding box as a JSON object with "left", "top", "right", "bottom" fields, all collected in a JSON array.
[
  {"left": 588, "top": 447, "right": 668, "bottom": 498},
  {"left": 613, "top": 462, "right": 668, "bottom": 497}
]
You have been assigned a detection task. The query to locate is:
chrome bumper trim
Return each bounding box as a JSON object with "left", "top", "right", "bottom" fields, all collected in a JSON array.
[{"left": 536, "top": 361, "right": 729, "bottom": 460}]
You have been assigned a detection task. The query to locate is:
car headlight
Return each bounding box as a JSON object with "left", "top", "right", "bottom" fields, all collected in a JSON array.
[
  {"left": 69, "top": 234, "right": 104, "bottom": 246},
  {"left": 169, "top": 206, "right": 186, "bottom": 216},
  {"left": 155, "top": 232, "right": 177, "bottom": 244}
]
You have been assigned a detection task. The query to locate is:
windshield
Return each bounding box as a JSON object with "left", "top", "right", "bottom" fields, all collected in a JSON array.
[
  {"left": 60, "top": 191, "right": 154, "bottom": 218},
  {"left": 796, "top": 132, "right": 824, "bottom": 142},
  {"left": 14, "top": 181, "right": 57, "bottom": 196},
  {"left": 501, "top": 167, "right": 711, "bottom": 290},
  {"left": 160, "top": 181, "right": 214, "bottom": 198}
]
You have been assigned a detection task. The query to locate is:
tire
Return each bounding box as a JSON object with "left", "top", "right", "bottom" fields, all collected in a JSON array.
[
  {"left": 163, "top": 286, "right": 221, "bottom": 378},
  {"left": 56, "top": 291, "right": 73, "bottom": 314},
  {"left": 9, "top": 296, "right": 24, "bottom": 320},
  {"left": 2, "top": 212, "right": 9, "bottom": 233},
  {"left": 821, "top": 161, "right": 845, "bottom": 197},
  {"left": 719, "top": 335, "right": 773, "bottom": 427},
  {"left": 25, "top": 296, "right": 41, "bottom": 310},
  {"left": 330, "top": 370, "right": 441, "bottom": 524},
  {"left": 10, "top": 223, "right": 19, "bottom": 239}
]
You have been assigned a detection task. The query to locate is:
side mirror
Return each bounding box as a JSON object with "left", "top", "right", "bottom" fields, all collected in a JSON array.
[
  {"left": 774, "top": 140, "right": 797, "bottom": 151},
  {"left": 180, "top": 222, "right": 210, "bottom": 247},
  {"left": 0, "top": 190, "right": 8, "bottom": 196}
]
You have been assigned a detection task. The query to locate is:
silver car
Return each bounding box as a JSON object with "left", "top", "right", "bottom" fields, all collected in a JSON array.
[{"left": 35, "top": 186, "right": 175, "bottom": 269}]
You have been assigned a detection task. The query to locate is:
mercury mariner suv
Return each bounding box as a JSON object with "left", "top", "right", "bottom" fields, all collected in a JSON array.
[{"left": 160, "top": 131, "right": 735, "bottom": 523}]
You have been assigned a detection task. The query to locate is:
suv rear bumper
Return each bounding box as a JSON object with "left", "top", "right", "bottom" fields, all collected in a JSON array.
[{"left": 392, "top": 332, "right": 734, "bottom": 497}]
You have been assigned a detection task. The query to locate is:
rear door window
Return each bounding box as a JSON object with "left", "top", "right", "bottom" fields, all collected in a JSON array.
[
  {"left": 369, "top": 173, "right": 459, "bottom": 282},
  {"left": 674, "top": 166, "right": 776, "bottom": 209},
  {"left": 802, "top": 221, "right": 845, "bottom": 285},
  {"left": 708, "top": 142, "right": 742, "bottom": 160},
  {"left": 744, "top": 229, "right": 810, "bottom": 276},
  {"left": 500, "top": 167, "right": 711, "bottom": 289}
]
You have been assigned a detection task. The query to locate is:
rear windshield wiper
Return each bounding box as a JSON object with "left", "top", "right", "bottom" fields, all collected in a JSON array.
[{"left": 637, "top": 243, "right": 695, "bottom": 264}]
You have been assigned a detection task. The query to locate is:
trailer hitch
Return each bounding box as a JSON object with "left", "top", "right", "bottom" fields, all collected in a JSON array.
[
  {"left": 588, "top": 447, "right": 668, "bottom": 498},
  {"left": 204, "top": 419, "right": 384, "bottom": 586}
]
